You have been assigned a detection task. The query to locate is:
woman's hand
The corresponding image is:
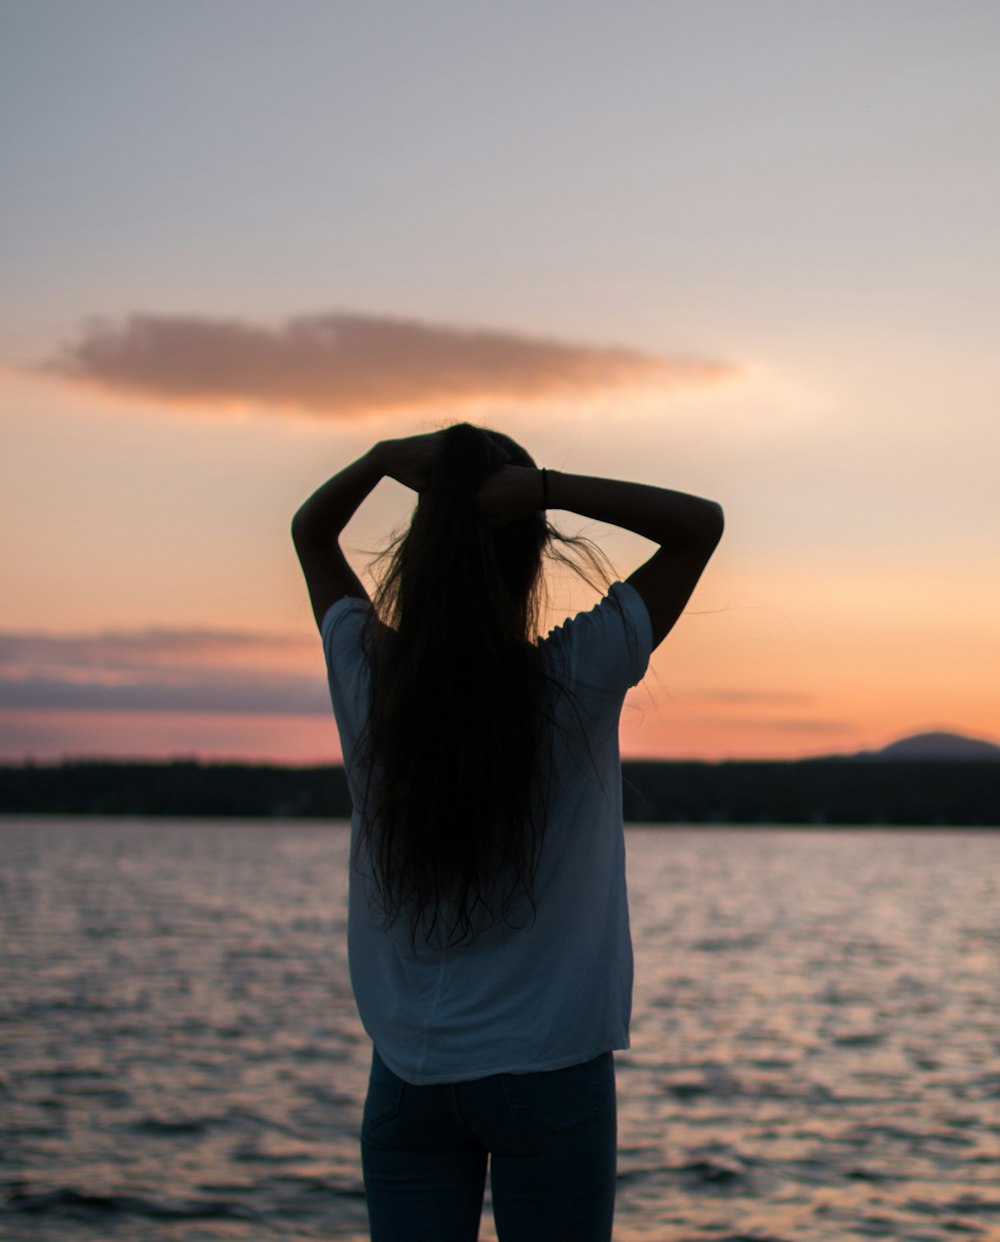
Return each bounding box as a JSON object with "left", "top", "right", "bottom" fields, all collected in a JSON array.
[
  {"left": 477, "top": 465, "right": 545, "bottom": 527},
  {"left": 372, "top": 431, "right": 444, "bottom": 493}
]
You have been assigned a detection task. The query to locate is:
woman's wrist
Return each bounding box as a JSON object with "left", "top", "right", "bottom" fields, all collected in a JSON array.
[{"left": 540, "top": 467, "right": 561, "bottom": 509}]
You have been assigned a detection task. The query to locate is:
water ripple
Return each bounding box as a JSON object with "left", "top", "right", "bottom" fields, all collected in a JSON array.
[{"left": 2, "top": 818, "right": 999, "bottom": 1241}]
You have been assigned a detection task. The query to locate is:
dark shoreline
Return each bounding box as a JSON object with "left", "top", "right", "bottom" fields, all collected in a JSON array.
[{"left": 1, "top": 757, "right": 997, "bottom": 827}]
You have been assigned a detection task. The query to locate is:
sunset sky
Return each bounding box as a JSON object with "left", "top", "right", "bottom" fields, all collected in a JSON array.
[{"left": 2, "top": 1, "right": 999, "bottom": 763}]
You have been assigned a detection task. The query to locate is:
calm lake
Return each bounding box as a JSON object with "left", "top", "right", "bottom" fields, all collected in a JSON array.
[{"left": 2, "top": 817, "right": 999, "bottom": 1241}]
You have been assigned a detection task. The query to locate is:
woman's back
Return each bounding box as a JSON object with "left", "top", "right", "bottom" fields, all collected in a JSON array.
[{"left": 322, "top": 578, "right": 652, "bottom": 1083}]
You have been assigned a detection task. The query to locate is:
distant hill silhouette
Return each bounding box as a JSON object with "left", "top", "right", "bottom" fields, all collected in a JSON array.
[{"left": 862, "top": 731, "right": 1000, "bottom": 760}]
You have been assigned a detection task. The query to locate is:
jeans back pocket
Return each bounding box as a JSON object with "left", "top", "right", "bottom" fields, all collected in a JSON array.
[{"left": 499, "top": 1053, "right": 613, "bottom": 1136}]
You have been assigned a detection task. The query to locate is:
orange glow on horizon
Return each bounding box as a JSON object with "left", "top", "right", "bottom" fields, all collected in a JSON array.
[{"left": 3, "top": 704, "right": 997, "bottom": 768}]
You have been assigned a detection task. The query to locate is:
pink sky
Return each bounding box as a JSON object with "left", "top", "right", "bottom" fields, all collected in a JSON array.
[{"left": 2, "top": 4, "right": 998, "bottom": 763}]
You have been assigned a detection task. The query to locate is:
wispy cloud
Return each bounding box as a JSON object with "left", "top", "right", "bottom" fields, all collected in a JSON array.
[
  {"left": 0, "top": 626, "right": 326, "bottom": 715},
  {"left": 0, "top": 676, "right": 328, "bottom": 715},
  {"left": 36, "top": 311, "right": 738, "bottom": 418},
  {"left": 0, "top": 628, "right": 312, "bottom": 673}
]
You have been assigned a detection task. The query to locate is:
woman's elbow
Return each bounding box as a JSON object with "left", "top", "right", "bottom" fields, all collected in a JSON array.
[
  {"left": 291, "top": 509, "right": 305, "bottom": 545},
  {"left": 291, "top": 508, "right": 318, "bottom": 549},
  {"left": 702, "top": 500, "right": 725, "bottom": 547}
]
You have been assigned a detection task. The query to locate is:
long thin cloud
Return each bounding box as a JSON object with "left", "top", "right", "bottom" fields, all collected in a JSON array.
[
  {"left": 0, "top": 675, "right": 328, "bottom": 715},
  {"left": 37, "top": 311, "right": 738, "bottom": 418},
  {"left": 0, "top": 627, "right": 327, "bottom": 714},
  {"left": 0, "top": 628, "right": 312, "bottom": 673}
]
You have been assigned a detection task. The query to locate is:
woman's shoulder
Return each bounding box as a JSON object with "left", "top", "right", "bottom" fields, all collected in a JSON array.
[
  {"left": 539, "top": 581, "right": 652, "bottom": 690},
  {"left": 541, "top": 581, "right": 648, "bottom": 645},
  {"left": 320, "top": 593, "right": 372, "bottom": 640},
  {"left": 320, "top": 595, "right": 389, "bottom": 674}
]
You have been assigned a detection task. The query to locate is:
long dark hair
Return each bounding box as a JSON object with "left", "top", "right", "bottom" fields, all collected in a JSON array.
[{"left": 356, "top": 423, "right": 606, "bottom": 947}]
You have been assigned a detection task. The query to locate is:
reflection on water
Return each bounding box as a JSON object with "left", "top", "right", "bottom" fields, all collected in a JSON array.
[{"left": 2, "top": 818, "right": 999, "bottom": 1241}]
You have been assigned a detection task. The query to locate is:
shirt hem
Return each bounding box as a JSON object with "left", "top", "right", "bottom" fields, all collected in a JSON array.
[{"left": 374, "top": 1038, "right": 629, "bottom": 1086}]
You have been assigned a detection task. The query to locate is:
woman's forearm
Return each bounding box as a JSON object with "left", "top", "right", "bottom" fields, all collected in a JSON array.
[
  {"left": 547, "top": 469, "right": 724, "bottom": 548},
  {"left": 291, "top": 448, "right": 384, "bottom": 549},
  {"left": 291, "top": 432, "right": 443, "bottom": 548}
]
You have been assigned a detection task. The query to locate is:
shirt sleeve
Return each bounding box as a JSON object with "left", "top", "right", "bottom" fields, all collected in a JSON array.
[
  {"left": 320, "top": 596, "right": 374, "bottom": 765},
  {"left": 543, "top": 580, "right": 653, "bottom": 696},
  {"left": 320, "top": 595, "right": 371, "bottom": 667}
]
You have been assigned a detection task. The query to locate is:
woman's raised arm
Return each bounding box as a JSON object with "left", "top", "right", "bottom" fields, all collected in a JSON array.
[
  {"left": 478, "top": 465, "right": 724, "bottom": 649},
  {"left": 292, "top": 433, "right": 441, "bottom": 628}
]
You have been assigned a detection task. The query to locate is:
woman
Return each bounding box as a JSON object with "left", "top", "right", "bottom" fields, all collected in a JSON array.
[{"left": 292, "top": 424, "right": 723, "bottom": 1242}]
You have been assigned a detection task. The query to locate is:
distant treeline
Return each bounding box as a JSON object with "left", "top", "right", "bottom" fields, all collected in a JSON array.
[{"left": 1, "top": 758, "right": 998, "bottom": 825}]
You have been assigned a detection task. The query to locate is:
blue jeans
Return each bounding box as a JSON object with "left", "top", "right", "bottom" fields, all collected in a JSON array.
[{"left": 361, "top": 1047, "right": 617, "bottom": 1242}]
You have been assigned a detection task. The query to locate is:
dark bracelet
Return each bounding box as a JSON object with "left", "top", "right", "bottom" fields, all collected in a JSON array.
[{"left": 540, "top": 467, "right": 548, "bottom": 509}]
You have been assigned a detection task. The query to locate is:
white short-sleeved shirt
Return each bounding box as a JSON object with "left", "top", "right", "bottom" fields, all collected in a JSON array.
[{"left": 321, "top": 580, "right": 652, "bottom": 1084}]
